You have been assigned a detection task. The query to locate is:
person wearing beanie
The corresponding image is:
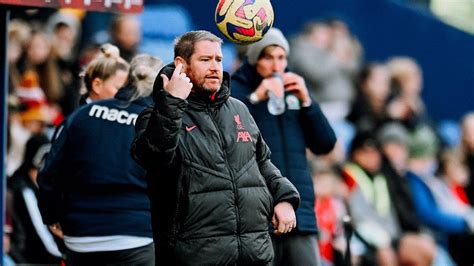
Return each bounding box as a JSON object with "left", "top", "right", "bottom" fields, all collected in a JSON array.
[
  {"left": 377, "top": 123, "right": 445, "bottom": 266},
  {"left": 232, "top": 27, "right": 337, "bottom": 265},
  {"left": 405, "top": 125, "right": 474, "bottom": 265}
]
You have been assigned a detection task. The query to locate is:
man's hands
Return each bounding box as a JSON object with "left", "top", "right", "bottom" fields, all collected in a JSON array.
[
  {"left": 281, "top": 72, "right": 311, "bottom": 106},
  {"left": 272, "top": 201, "right": 296, "bottom": 235},
  {"left": 48, "top": 223, "right": 64, "bottom": 239},
  {"left": 253, "top": 72, "right": 311, "bottom": 106},
  {"left": 254, "top": 75, "right": 285, "bottom": 102},
  {"left": 161, "top": 63, "right": 193, "bottom": 100}
]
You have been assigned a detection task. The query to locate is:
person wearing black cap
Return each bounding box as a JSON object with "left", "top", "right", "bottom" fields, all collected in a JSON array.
[
  {"left": 343, "top": 131, "right": 446, "bottom": 266},
  {"left": 231, "top": 28, "right": 337, "bottom": 265},
  {"left": 342, "top": 131, "right": 400, "bottom": 265},
  {"left": 377, "top": 123, "right": 440, "bottom": 266}
]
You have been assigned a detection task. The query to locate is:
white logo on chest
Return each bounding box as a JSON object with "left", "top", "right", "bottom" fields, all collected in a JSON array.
[{"left": 88, "top": 105, "right": 138, "bottom": 125}]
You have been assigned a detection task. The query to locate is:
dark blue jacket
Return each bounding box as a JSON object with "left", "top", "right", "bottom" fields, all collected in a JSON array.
[
  {"left": 37, "top": 87, "right": 153, "bottom": 238},
  {"left": 231, "top": 62, "right": 337, "bottom": 233}
]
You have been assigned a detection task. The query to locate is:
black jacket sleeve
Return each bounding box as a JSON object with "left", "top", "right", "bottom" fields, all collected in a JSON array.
[
  {"left": 131, "top": 89, "right": 188, "bottom": 170},
  {"left": 299, "top": 100, "right": 337, "bottom": 155}
]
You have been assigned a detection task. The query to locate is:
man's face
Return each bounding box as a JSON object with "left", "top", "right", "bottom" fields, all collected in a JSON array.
[
  {"left": 255, "top": 46, "right": 288, "bottom": 78},
  {"left": 184, "top": 40, "right": 223, "bottom": 93}
]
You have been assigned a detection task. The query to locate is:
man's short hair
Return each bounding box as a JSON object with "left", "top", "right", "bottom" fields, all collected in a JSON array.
[{"left": 174, "top": 30, "right": 223, "bottom": 62}]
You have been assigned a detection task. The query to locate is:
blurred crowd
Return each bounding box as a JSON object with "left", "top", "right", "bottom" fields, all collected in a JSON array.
[{"left": 4, "top": 6, "right": 473, "bottom": 266}]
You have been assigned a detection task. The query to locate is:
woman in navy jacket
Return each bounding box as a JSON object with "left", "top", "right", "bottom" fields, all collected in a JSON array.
[{"left": 37, "top": 54, "right": 163, "bottom": 266}]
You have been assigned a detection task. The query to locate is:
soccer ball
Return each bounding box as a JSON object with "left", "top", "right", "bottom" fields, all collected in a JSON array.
[{"left": 215, "top": 0, "right": 274, "bottom": 44}]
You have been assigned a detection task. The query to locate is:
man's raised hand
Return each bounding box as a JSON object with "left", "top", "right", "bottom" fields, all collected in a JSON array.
[{"left": 161, "top": 63, "right": 193, "bottom": 100}]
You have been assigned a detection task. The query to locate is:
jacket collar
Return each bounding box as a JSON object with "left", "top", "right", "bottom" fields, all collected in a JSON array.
[
  {"left": 232, "top": 60, "right": 263, "bottom": 92},
  {"left": 153, "top": 63, "right": 231, "bottom": 110}
]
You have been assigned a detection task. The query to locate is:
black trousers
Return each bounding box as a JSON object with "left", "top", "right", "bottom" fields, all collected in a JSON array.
[
  {"left": 271, "top": 233, "right": 321, "bottom": 266},
  {"left": 65, "top": 243, "right": 154, "bottom": 266}
]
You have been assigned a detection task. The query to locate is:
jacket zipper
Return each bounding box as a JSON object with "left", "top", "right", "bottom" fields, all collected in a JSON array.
[
  {"left": 277, "top": 115, "right": 289, "bottom": 175},
  {"left": 207, "top": 105, "right": 242, "bottom": 261}
]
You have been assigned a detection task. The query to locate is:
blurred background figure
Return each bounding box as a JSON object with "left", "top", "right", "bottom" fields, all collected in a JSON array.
[
  {"left": 21, "top": 29, "right": 63, "bottom": 105},
  {"left": 289, "top": 20, "right": 361, "bottom": 122},
  {"left": 47, "top": 11, "right": 82, "bottom": 116},
  {"left": 347, "top": 63, "right": 392, "bottom": 132},
  {"left": 460, "top": 112, "right": 474, "bottom": 206},
  {"left": 7, "top": 134, "right": 62, "bottom": 264},
  {"left": 7, "top": 19, "right": 31, "bottom": 94},
  {"left": 343, "top": 131, "right": 438, "bottom": 266},
  {"left": 109, "top": 15, "right": 141, "bottom": 62},
  {"left": 312, "top": 166, "right": 349, "bottom": 266},
  {"left": 387, "top": 56, "right": 432, "bottom": 130},
  {"left": 406, "top": 125, "right": 474, "bottom": 265},
  {"left": 377, "top": 123, "right": 454, "bottom": 266}
]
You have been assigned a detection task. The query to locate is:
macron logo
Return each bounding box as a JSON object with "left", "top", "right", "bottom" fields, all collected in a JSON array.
[{"left": 88, "top": 105, "right": 138, "bottom": 126}]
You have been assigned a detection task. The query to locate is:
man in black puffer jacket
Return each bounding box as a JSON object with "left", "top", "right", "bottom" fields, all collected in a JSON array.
[{"left": 131, "top": 31, "right": 300, "bottom": 265}]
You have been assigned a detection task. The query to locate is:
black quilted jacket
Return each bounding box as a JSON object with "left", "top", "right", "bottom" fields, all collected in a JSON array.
[{"left": 131, "top": 64, "right": 300, "bottom": 265}]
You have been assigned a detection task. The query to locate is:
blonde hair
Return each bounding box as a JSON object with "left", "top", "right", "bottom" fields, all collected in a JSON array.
[
  {"left": 83, "top": 43, "right": 129, "bottom": 93},
  {"left": 387, "top": 56, "right": 421, "bottom": 83},
  {"left": 127, "top": 54, "right": 163, "bottom": 101}
]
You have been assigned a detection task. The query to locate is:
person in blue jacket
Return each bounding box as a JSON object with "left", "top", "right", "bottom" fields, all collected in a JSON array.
[
  {"left": 231, "top": 28, "right": 337, "bottom": 266},
  {"left": 37, "top": 54, "right": 163, "bottom": 266}
]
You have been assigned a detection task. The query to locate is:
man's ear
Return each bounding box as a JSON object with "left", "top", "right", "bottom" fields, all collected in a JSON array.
[
  {"left": 175, "top": 56, "right": 188, "bottom": 73},
  {"left": 91, "top": 77, "right": 102, "bottom": 95}
]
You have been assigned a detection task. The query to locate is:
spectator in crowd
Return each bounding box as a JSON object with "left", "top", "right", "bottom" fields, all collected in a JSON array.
[
  {"left": 21, "top": 29, "right": 63, "bottom": 104},
  {"left": 406, "top": 125, "right": 474, "bottom": 265},
  {"left": 289, "top": 20, "right": 361, "bottom": 122},
  {"left": 79, "top": 43, "right": 129, "bottom": 105},
  {"left": 231, "top": 28, "right": 336, "bottom": 265},
  {"left": 437, "top": 149, "right": 474, "bottom": 265},
  {"left": 37, "top": 54, "right": 163, "bottom": 266},
  {"left": 387, "top": 56, "right": 431, "bottom": 130},
  {"left": 347, "top": 63, "right": 392, "bottom": 132},
  {"left": 377, "top": 123, "right": 455, "bottom": 266},
  {"left": 7, "top": 83, "right": 53, "bottom": 178},
  {"left": 131, "top": 30, "right": 300, "bottom": 265},
  {"left": 343, "top": 131, "right": 438, "bottom": 266},
  {"left": 7, "top": 19, "right": 31, "bottom": 93},
  {"left": 47, "top": 11, "right": 82, "bottom": 116},
  {"left": 109, "top": 15, "right": 141, "bottom": 62},
  {"left": 438, "top": 150, "right": 470, "bottom": 205},
  {"left": 8, "top": 133, "right": 62, "bottom": 264},
  {"left": 460, "top": 112, "right": 474, "bottom": 205},
  {"left": 313, "top": 167, "right": 348, "bottom": 266}
]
